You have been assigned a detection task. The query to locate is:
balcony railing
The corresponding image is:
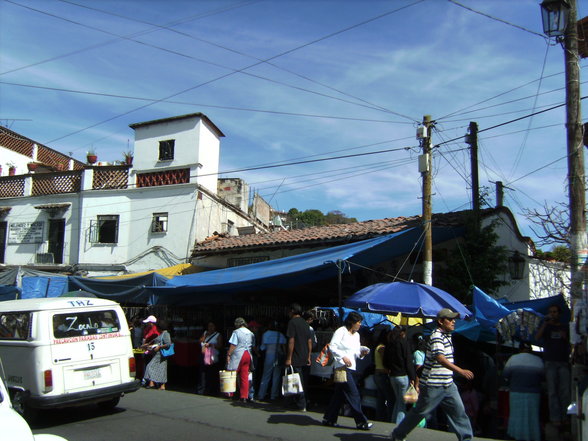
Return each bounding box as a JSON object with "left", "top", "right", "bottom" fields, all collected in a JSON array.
[
  {"left": 0, "top": 166, "right": 130, "bottom": 198},
  {"left": 0, "top": 176, "right": 25, "bottom": 198},
  {"left": 32, "top": 171, "right": 82, "bottom": 195}
]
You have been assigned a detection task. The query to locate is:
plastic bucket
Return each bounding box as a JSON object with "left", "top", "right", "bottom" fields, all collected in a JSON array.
[{"left": 219, "top": 370, "right": 237, "bottom": 393}]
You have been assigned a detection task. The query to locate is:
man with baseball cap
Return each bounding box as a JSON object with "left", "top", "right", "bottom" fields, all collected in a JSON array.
[{"left": 391, "top": 308, "right": 473, "bottom": 441}]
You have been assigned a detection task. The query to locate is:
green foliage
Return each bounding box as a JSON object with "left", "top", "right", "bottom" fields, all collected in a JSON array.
[
  {"left": 436, "top": 219, "right": 510, "bottom": 303},
  {"left": 286, "top": 208, "right": 357, "bottom": 228},
  {"left": 536, "top": 245, "right": 571, "bottom": 263}
]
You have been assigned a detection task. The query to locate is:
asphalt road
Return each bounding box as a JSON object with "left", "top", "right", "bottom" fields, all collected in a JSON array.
[{"left": 29, "top": 388, "right": 505, "bottom": 441}]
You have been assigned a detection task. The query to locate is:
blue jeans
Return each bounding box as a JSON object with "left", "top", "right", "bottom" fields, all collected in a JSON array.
[
  {"left": 257, "top": 355, "right": 282, "bottom": 400},
  {"left": 323, "top": 368, "right": 368, "bottom": 425},
  {"left": 392, "top": 383, "right": 473, "bottom": 441},
  {"left": 545, "top": 361, "right": 571, "bottom": 423},
  {"left": 390, "top": 375, "right": 409, "bottom": 423},
  {"left": 374, "top": 372, "right": 394, "bottom": 421}
]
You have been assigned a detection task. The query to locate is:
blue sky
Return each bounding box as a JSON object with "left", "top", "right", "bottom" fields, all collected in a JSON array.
[{"left": 0, "top": 0, "right": 586, "bottom": 248}]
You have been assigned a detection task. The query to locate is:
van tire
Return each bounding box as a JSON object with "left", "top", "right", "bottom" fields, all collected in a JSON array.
[
  {"left": 97, "top": 396, "right": 120, "bottom": 411},
  {"left": 11, "top": 390, "right": 39, "bottom": 422}
]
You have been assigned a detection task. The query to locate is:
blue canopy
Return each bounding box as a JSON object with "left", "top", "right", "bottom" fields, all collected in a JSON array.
[
  {"left": 344, "top": 281, "right": 472, "bottom": 319},
  {"left": 16, "top": 226, "right": 462, "bottom": 305}
]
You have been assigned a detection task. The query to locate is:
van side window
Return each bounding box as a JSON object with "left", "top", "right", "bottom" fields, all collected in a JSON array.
[
  {"left": 0, "top": 313, "right": 31, "bottom": 340},
  {"left": 53, "top": 310, "right": 120, "bottom": 339}
]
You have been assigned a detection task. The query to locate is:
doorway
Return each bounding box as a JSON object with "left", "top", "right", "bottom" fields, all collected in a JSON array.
[{"left": 48, "top": 219, "right": 65, "bottom": 264}]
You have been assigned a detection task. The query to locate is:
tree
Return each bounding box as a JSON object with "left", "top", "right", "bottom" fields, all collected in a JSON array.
[
  {"left": 522, "top": 201, "right": 569, "bottom": 248},
  {"left": 286, "top": 208, "right": 357, "bottom": 228},
  {"left": 325, "top": 210, "right": 357, "bottom": 225},
  {"left": 435, "top": 218, "right": 510, "bottom": 303}
]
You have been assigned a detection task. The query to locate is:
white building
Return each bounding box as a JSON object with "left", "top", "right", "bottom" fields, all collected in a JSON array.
[{"left": 0, "top": 114, "right": 268, "bottom": 275}]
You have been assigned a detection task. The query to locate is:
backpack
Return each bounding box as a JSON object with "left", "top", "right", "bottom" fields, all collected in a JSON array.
[{"left": 315, "top": 343, "right": 333, "bottom": 366}]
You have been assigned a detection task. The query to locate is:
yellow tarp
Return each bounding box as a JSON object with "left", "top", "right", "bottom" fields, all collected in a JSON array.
[
  {"left": 386, "top": 312, "right": 424, "bottom": 326},
  {"left": 96, "top": 263, "right": 206, "bottom": 280}
]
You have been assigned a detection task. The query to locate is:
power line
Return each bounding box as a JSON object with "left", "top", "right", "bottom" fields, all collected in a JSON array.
[
  {"left": 55, "top": 0, "right": 417, "bottom": 121},
  {"left": 33, "top": 2, "right": 425, "bottom": 144},
  {"left": 0, "top": 81, "right": 410, "bottom": 125},
  {"left": 447, "top": 0, "right": 547, "bottom": 39}
]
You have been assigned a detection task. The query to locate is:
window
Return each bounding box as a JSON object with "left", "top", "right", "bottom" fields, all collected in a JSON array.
[
  {"left": 159, "top": 139, "right": 175, "bottom": 161},
  {"left": 0, "top": 312, "right": 31, "bottom": 340},
  {"left": 152, "top": 212, "right": 168, "bottom": 233},
  {"left": 89, "top": 215, "right": 119, "bottom": 244},
  {"left": 223, "top": 219, "right": 234, "bottom": 235},
  {"left": 53, "top": 310, "right": 120, "bottom": 339}
]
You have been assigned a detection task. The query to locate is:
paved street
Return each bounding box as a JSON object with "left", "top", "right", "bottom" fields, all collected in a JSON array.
[{"left": 31, "top": 388, "right": 502, "bottom": 441}]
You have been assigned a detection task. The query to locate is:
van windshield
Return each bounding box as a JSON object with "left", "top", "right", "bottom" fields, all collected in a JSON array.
[{"left": 53, "top": 310, "right": 120, "bottom": 339}]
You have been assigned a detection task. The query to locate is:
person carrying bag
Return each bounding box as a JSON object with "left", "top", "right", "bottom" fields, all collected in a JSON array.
[
  {"left": 282, "top": 365, "right": 304, "bottom": 396},
  {"left": 321, "top": 311, "right": 373, "bottom": 431}
]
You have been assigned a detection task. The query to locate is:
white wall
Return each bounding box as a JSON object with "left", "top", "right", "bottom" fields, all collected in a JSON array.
[
  {"left": 131, "top": 116, "right": 221, "bottom": 193},
  {"left": 0, "top": 193, "right": 79, "bottom": 265},
  {"left": 0, "top": 146, "right": 31, "bottom": 177}
]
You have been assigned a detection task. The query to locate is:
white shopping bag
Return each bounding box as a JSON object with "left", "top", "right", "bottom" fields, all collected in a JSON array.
[{"left": 282, "top": 366, "right": 303, "bottom": 396}]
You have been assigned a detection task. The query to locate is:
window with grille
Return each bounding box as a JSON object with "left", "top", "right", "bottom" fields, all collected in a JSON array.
[
  {"left": 152, "top": 212, "right": 168, "bottom": 233},
  {"left": 89, "top": 215, "right": 119, "bottom": 244},
  {"left": 159, "top": 139, "right": 175, "bottom": 161}
]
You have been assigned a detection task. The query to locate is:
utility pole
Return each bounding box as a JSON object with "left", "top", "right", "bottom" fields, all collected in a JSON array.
[
  {"left": 421, "top": 115, "right": 433, "bottom": 286},
  {"left": 564, "top": 0, "right": 587, "bottom": 310},
  {"left": 465, "top": 121, "right": 480, "bottom": 230}
]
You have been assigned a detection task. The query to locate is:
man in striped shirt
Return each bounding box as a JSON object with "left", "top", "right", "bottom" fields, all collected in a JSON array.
[{"left": 391, "top": 308, "right": 474, "bottom": 441}]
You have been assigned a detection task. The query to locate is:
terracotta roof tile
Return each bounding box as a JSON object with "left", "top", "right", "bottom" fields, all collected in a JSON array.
[
  {"left": 192, "top": 208, "right": 496, "bottom": 255},
  {"left": 0, "top": 126, "right": 85, "bottom": 170}
]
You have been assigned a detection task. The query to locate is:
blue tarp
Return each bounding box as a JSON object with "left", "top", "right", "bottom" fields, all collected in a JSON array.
[
  {"left": 0, "top": 285, "right": 20, "bottom": 302},
  {"left": 21, "top": 275, "right": 68, "bottom": 299},
  {"left": 68, "top": 273, "right": 169, "bottom": 304},
  {"left": 320, "top": 307, "right": 395, "bottom": 329},
  {"left": 149, "top": 227, "right": 462, "bottom": 306},
  {"left": 15, "top": 226, "right": 462, "bottom": 305},
  {"left": 473, "top": 286, "right": 512, "bottom": 328}
]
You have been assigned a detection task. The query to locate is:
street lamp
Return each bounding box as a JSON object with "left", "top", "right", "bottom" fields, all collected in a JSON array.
[
  {"left": 540, "top": 0, "right": 570, "bottom": 38},
  {"left": 508, "top": 251, "right": 526, "bottom": 281}
]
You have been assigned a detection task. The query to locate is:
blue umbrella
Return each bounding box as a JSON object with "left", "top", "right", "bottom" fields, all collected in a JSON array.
[{"left": 344, "top": 281, "right": 472, "bottom": 319}]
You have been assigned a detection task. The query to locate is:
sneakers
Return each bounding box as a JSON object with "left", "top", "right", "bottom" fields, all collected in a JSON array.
[
  {"left": 322, "top": 419, "right": 339, "bottom": 427},
  {"left": 390, "top": 431, "right": 406, "bottom": 441},
  {"left": 356, "top": 422, "right": 373, "bottom": 430}
]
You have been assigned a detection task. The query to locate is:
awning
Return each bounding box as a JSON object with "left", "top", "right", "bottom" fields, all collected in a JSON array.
[
  {"left": 151, "top": 226, "right": 461, "bottom": 305},
  {"left": 18, "top": 225, "right": 461, "bottom": 305}
]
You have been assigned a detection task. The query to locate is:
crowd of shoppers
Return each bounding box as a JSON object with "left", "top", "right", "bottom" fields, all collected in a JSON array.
[{"left": 128, "top": 302, "right": 571, "bottom": 441}]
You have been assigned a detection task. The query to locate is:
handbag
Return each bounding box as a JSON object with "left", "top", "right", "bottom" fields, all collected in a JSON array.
[
  {"left": 315, "top": 343, "right": 333, "bottom": 367},
  {"left": 281, "top": 366, "right": 303, "bottom": 396},
  {"left": 403, "top": 384, "right": 419, "bottom": 403},
  {"left": 203, "top": 346, "right": 215, "bottom": 365},
  {"left": 333, "top": 366, "right": 347, "bottom": 383},
  {"left": 160, "top": 343, "right": 175, "bottom": 358}
]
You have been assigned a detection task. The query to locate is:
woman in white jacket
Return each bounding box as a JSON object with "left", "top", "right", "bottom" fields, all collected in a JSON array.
[{"left": 322, "top": 311, "right": 373, "bottom": 430}]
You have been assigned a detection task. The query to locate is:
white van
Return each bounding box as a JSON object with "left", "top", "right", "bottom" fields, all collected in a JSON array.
[{"left": 0, "top": 297, "right": 140, "bottom": 419}]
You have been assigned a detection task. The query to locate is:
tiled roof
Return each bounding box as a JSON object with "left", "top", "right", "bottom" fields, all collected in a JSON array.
[
  {"left": 0, "top": 126, "right": 85, "bottom": 171},
  {"left": 192, "top": 208, "right": 498, "bottom": 255}
]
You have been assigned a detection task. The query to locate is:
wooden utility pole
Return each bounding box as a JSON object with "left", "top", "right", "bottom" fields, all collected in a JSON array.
[
  {"left": 468, "top": 122, "right": 480, "bottom": 215},
  {"left": 564, "top": 0, "right": 587, "bottom": 307},
  {"left": 421, "top": 115, "right": 433, "bottom": 286},
  {"left": 465, "top": 121, "right": 480, "bottom": 232}
]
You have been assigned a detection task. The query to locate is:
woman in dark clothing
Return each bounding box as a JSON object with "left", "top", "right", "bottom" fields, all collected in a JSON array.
[{"left": 384, "top": 326, "right": 416, "bottom": 423}]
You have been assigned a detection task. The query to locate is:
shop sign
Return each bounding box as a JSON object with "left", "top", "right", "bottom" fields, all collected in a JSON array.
[{"left": 8, "top": 221, "right": 44, "bottom": 244}]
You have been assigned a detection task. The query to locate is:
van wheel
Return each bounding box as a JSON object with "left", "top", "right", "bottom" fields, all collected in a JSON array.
[
  {"left": 11, "top": 390, "right": 39, "bottom": 422},
  {"left": 97, "top": 396, "right": 120, "bottom": 411}
]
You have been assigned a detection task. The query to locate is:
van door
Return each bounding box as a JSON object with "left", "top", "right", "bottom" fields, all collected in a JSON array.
[{"left": 50, "top": 308, "right": 128, "bottom": 392}]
